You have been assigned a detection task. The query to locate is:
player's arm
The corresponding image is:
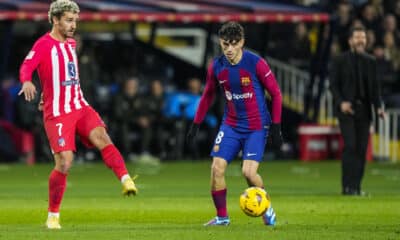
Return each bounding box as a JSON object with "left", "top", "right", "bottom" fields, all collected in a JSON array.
[
  {"left": 18, "top": 43, "right": 43, "bottom": 101},
  {"left": 193, "top": 62, "right": 218, "bottom": 124},
  {"left": 256, "top": 58, "right": 283, "bottom": 149},
  {"left": 187, "top": 62, "right": 218, "bottom": 140},
  {"left": 256, "top": 59, "right": 282, "bottom": 124}
]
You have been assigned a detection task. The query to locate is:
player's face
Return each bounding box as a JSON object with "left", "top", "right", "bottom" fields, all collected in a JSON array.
[
  {"left": 219, "top": 38, "right": 244, "bottom": 64},
  {"left": 349, "top": 31, "right": 367, "bottom": 53},
  {"left": 53, "top": 11, "right": 79, "bottom": 40}
]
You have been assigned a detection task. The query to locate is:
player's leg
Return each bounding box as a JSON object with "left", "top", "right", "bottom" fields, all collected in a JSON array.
[
  {"left": 46, "top": 151, "right": 74, "bottom": 229},
  {"left": 211, "top": 157, "right": 228, "bottom": 216},
  {"left": 204, "top": 157, "right": 231, "bottom": 226},
  {"left": 242, "top": 129, "right": 268, "bottom": 187},
  {"left": 77, "top": 106, "right": 137, "bottom": 196},
  {"left": 44, "top": 115, "right": 77, "bottom": 229},
  {"left": 242, "top": 129, "right": 276, "bottom": 226},
  {"left": 90, "top": 126, "right": 137, "bottom": 196},
  {"left": 205, "top": 125, "right": 241, "bottom": 226},
  {"left": 242, "top": 160, "right": 263, "bottom": 187}
]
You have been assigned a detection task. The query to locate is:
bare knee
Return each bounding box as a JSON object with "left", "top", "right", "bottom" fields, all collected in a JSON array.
[
  {"left": 58, "top": 162, "right": 72, "bottom": 173},
  {"left": 211, "top": 161, "right": 226, "bottom": 178},
  {"left": 242, "top": 168, "right": 257, "bottom": 181},
  {"left": 89, "top": 127, "right": 112, "bottom": 149},
  {"left": 54, "top": 152, "right": 74, "bottom": 173}
]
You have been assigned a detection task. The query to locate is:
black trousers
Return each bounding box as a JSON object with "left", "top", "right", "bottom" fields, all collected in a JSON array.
[{"left": 338, "top": 102, "right": 370, "bottom": 192}]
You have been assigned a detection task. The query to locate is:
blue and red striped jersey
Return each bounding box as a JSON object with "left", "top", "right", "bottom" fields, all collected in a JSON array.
[{"left": 194, "top": 50, "right": 282, "bottom": 131}]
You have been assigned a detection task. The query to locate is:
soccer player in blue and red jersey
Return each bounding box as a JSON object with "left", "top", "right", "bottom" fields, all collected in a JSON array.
[
  {"left": 187, "top": 21, "right": 283, "bottom": 226},
  {"left": 18, "top": 0, "right": 137, "bottom": 229}
]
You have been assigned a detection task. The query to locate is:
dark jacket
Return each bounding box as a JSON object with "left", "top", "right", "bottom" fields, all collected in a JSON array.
[
  {"left": 113, "top": 93, "right": 145, "bottom": 125},
  {"left": 329, "top": 51, "right": 383, "bottom": 120}
]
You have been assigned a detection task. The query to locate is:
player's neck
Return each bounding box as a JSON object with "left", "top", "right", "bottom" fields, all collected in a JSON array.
[
  {"left": 229, "top": 51, "right": 243, "bottom": 65},
  {"left": 49, "top": 29, "right": 67, "bottom": 43}
]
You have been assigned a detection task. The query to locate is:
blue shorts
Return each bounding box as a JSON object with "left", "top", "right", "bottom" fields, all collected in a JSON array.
[{"left": 210, "top": 124, "right": 269, "bottom": 163}]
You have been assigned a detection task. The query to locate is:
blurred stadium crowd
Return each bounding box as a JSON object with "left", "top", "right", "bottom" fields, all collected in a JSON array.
[{"left": 1, "top": 0, "right": 400, "bottom": 163}]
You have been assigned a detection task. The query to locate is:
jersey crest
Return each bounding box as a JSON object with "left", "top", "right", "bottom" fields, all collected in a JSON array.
[
  {"left": 68, "top": 62, "right": 77, "bottom": 79},
  {"left": 241, "top": 76, "right": 251, "bottom": 86}
]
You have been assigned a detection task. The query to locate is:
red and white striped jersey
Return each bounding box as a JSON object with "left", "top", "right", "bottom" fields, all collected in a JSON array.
[{"left": 20, "top": 33, "right": 89, "bottom": 120}]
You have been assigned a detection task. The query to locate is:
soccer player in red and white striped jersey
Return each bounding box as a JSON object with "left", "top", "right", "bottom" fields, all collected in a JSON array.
[{"left": 18, "top": 0, "right": 137, "bottom": 229}]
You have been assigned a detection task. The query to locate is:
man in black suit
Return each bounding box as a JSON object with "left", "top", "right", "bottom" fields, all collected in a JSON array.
[{"left": 330, "top": 26, "right": 385, "bottom": 196}]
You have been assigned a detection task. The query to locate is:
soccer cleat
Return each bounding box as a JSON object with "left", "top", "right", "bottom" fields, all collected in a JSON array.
[
  {"left": 262, "top": 205, "right": 276, "bottom": 226},
  {"left": 122, "top": 175, "right": 138, "bottom": 196},
  {"left": 46, "top": 215, "right": 61, "bottom": 229},
  {"left": 204, "top": 216, "right": 230, "bottom": 226}
]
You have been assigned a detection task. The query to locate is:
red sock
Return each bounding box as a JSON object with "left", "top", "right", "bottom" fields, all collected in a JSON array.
[
  {"left": 101, "top": 144, "right": 128, "bottom": 180},
  {"left": 48, "top": 170, "right": 67, "bottom": 213},
  {"left": 212, "top": 189, "right": 227, "bottom": 217}
]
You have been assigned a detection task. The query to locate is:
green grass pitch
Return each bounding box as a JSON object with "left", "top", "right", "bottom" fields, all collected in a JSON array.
[{"left": 0, "top": 160, "right": 399, "bottom": 240}]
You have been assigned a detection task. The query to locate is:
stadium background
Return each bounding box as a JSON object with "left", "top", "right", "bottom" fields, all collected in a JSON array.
[{"left": 0, "top": 1, "right": 399, "bottom": 239}]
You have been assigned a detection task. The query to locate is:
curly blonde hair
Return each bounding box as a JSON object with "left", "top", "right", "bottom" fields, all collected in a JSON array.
[{"left": 48, "top": 0, "right": 80, "bottom": 24}]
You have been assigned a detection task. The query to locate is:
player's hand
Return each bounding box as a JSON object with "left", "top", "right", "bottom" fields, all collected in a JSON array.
[
  {"left": 38, "top": 93, "right": 44, "bottom": 111},
  {"left": 269, "top": 123, "right": 283, "bottom": 150},
  {"left": 186, "top": 123, "right": 200, "bottom": 144},
  {"left": 18, "top": 81, "right": 37, "bottom": 102}
]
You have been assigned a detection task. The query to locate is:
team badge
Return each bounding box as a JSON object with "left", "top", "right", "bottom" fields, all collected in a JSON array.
[
  {"left": 58, "top": 137, "right": 66, "bottom": 147},
  {"left": 213, "top": 144, "right": 220, "bottom": 152},
  {"left": 241, "top": 76, "right": 251, "bottom": 86},
  {"left": 68, "top": 62, "right": 76, "bottom": 79}
]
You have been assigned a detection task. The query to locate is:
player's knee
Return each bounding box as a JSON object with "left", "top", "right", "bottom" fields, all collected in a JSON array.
[
  {"left": 211, "top": 163, "right": 225, "bottom": 178},
  {"left": 242, "top": 168, "right": 256, "bottom": 180},
  {"left": 56, "top": 160, "right": 72, "bottom": 174},
  {"left": 91, "top": 130, "right": 112, "bottom": 148},
  {"left": 58, "top": 162, "right": 72, "bottom": 173},
  {"left": 55, "top": 153, "right": 73, "bottom": 173},
  {"left": 97, "top": 133, "right": 111, "bottom": 146}
]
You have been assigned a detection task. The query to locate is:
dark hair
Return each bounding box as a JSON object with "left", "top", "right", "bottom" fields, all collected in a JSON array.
[
  {"left": 348, "top": 26, "right": 366, "bottom": 39},
  {"left": 218, "top": 21, "right": 244, "bottom": 42}
]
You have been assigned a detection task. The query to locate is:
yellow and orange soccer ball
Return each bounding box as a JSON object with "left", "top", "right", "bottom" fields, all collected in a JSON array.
[{"left": 239, "top": 187, "right": 270, "bottom": 217}]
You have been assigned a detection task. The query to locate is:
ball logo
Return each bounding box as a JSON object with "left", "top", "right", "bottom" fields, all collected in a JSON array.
[{"left": 225, "top": 90, "right": 232, "bottom": 101}]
